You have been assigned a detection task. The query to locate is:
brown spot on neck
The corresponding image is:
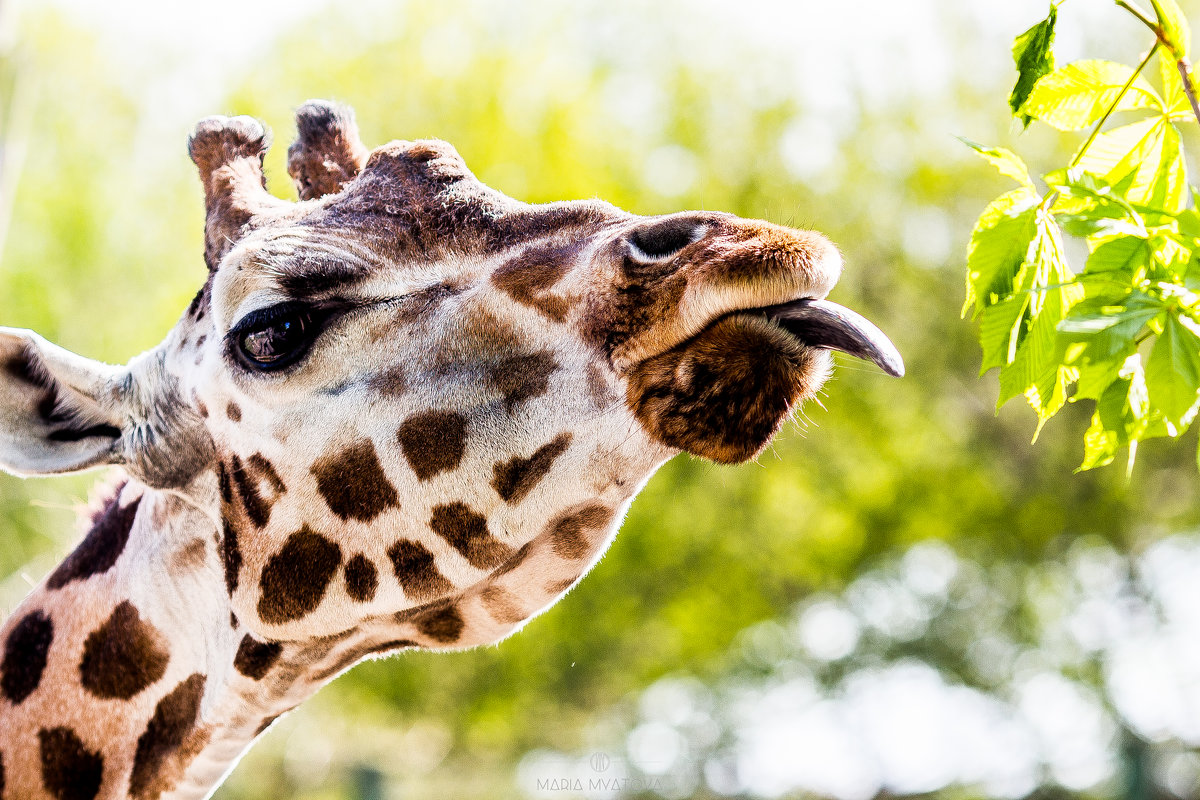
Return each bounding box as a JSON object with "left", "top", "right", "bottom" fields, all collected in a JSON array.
[
  {"left": 311, "top": 439, "right": 399, "bottom": 522},
  {"left": 366, "top": 638, "right": 418, "bottom": 655},
  {"left": 387, "top": 540, "right": 453, "bottom": 602},
  {"left": 1, "top": 610, "right": 53, "bottom": 704},
  {"left": 222, "top": 519, "right": 242, "bottom": 595},
  {"left": 217, "top": 461, "right": 233, "bottom": 504},
  {"left": 343, "top": 554, "right": 378, "bottom": 602},
  {"left": 546, "top": 576, "right": 580, "bottom": 595},
  {"left": 488, "top": 350, "right": 559, "bottom": 412},
  {"left": 429, "top": 503, "right": 514, "bottom": 570},
  {"left": 397, "top": 410, "right": 468, "bottom": 481},
  {"left": 491, "top": 241, "right": 580, "bottom": 321},
  {"left": 233, "top": 635, "right": 283, "bottom": 680},
  {"left": 368, "top": 364, "right": 408, "bottom": 397},
  {"left": 47, "top": 493, "right": 140, "bottom": 590},
  {"left": 585, "top": 362, "right": 618, "bottom": 408},
  {"left": 39, "top": 727, "right": 103, "bottom": 800},
  {"left": 411, "top": 600, "right": 464, "bottom": 643},
  {"left": 227, "top": 453, "right": 286, "bottom": 529},
  {"left": 253, "top": 715, "right": 281, "bottom": 737},
  {"left": 79, "top": 601, "right": 169, "bottom": 699},
  {"left": 491, "top": 433, "right": 572, "bottom": 503},
  {"left": 492, "top": 541, "right": 534, "bottom": 577},
  {"left": 172, "top": 538, "right": 209, "bottom": 571},
  {"left": 129, "top": 673, "right": 208, "bottom": 800},
  {"left": 548, "top": 503, "right": 615, "bottom": 560},
  {"left": 257, "top": 527, "right": 343, "bottom": 624},
  {"left": 248, "top": 453, "right": 286, "bottom": 494},
  {"left": 480, "top": 585, "right": 527, "bottom": 624}
]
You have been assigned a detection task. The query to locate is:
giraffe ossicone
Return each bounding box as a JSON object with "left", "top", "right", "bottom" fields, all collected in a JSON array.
[{"left": 0, "top": 100, "right": 901, "bottom": 799}]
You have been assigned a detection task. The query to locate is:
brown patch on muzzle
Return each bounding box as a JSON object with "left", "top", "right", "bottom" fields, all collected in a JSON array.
[{"left": 626, "top": 315, "right": 831, "bottom": 463}]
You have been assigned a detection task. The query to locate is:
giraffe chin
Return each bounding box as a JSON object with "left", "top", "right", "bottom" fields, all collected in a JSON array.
[{"left": 625, "top": 314, "right": 832, "bottom": 464}]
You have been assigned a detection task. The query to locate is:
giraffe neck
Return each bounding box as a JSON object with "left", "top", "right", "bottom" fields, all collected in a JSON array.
[{"left": 0, "top": 475, "right": 336, "bottom": 800}]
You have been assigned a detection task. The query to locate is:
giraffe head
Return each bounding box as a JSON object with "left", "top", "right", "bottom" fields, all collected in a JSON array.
[{"left": 0, "top": 102, "right": 900, "bottom": 646}]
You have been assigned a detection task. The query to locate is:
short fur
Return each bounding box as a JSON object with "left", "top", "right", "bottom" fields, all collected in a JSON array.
[{"left": 0, "top": 100, "right": 862, "bottom": 799}]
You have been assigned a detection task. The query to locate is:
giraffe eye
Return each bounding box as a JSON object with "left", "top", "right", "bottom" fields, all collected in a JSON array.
[{"left": 231, "top": 304, "right": 322, "bottom": 371}]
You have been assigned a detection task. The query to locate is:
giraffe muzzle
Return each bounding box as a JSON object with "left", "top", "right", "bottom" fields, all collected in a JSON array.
[{"left": 759, "top": 299, "right": 905, "bottom": 378}]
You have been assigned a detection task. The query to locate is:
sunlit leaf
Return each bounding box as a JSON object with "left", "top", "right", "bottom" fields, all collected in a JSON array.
[
  {"left": 959, "top": 137, "right": 1035, "bottom": 189},
  {"left": 964, "top": 189, "right": 1040, "bottom": 314},
  {"left": 1084, "top": 235, "right": 1151, "bottom": 276},
  {"left": 1045, "top": 168, "right": 1142, "bottom": 215},
  {"left": 979, "top": 294, "right": 1030, "bottom": 373},
  {"left": 1074, "top": 356, "right": 1125, "bottom": 401},
  {"left": 999, "top": 309, "right": 1057, "bottom": 408},
  {"left": 1074, "top": 116, "right": 1188, "bottom": 213},
  {"left": 1145, "top": 312, "right": 1200, "bottom": 430},
  {"left": 996, "top": 214, "right": 1083, "bottom": 420},
  {"left": 1080, "top": 406, "right": 1120, "bottom": 470},
  {"left": 1046, "top": 168, "right": 1149, "bottom": 238},
  {"left": 1159, "top": 48, "right": 1193, "bottom": 119},
  {"left": 1175, "top": 202, "right": 1200, "bottom": 238},
  {"left": 1150, "top": 233, "right": 1193, "bottom": 280},
  {"left": 1010, "top": 5, "right": 1058, "bottom": 128},
  {"left": 1059, "top": 291, "right": 1164, "bottom": 361},
  {"left": 1080, "top": 357, "right": 1145, "bottom": 472},
  {"left": 1023, "top": 60, "right": 1161, "bottom": 130},
  {"left": 1150, "top": 0, "right": 1191, "bottom": 60}
]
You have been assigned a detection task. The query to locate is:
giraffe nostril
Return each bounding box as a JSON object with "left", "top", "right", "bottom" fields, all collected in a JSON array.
[{"left": 627, "top": 217, "right": 706, "bottom": 262}]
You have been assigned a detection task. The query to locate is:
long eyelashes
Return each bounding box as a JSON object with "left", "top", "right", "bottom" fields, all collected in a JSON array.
[{"left": 227, "top": 303, "right": 328, "bottom": 372}]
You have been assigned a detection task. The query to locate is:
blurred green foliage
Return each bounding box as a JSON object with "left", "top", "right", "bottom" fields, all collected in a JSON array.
[{"left": 2, "top": 2, "right": 1200, "bottom": 799}]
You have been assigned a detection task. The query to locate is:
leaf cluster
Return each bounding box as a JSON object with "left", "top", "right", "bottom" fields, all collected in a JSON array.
[{"left": 967, "top": 0, "right": 1200, "bottom": 472}]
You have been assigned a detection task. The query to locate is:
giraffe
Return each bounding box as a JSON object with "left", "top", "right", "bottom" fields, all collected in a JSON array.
[{"left": 0, "top": 100, "right": 902, "bottom": 799}]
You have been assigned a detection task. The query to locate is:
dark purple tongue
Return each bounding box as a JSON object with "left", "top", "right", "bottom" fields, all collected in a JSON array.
[{"left": 760, "top": 298, "right": 905, "bottom": 377}]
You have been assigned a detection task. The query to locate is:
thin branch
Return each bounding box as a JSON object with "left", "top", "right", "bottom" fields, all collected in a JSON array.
[
  {"left": 1114, "top": 0, "right": 1200, "bottom": 127},
  {"left": 1115, "top": 0, "right": 1163, "bottom": 38},
  {"left": 1070, "top": 41, "right": 1161, "bottom": 168},
  {"left": 1176, "top": 58, "right": 1200, "bottom": 125}
]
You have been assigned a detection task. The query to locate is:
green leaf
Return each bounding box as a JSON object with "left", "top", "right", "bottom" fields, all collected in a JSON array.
[
  {"left": 1046, "top": 168, "right": 1149, "bottom": 238},
  {"left": 1075, "top": 356, "right": 1125, "bottom": 401},
  {"left": 999, "top": 311, "right": 1058, "bottom": 408},
  {"left": 1078, "top": 355, "right": 1164, "bottom": 472},
  {"left": 1059, "top": 291, "right": 1164, "bottom": 361},
  {"left": 979, "top": 294, "right": 1030, "bottom": 373},
  {"left": 1145, "top": 312, "right": 1200, "bottom": 430},
  {"left": 1057, "top": 213, "right": 1147, "bottom": 238},
  {"left": 1080, "top": 406, "right": 1120, "bottom": 470},
  {"left": 1150, "top": 0, "right": 1191, "bottom": 60},
  {"left": 959, "top": 138, "right": 1035, "bottom": 188},
  {"left": 1084, "top": 236, "right": 1151, "bottom": 276},
  {"left": 1074, "top": 116, "right": 1188, "bottom": 213},
  {"left": 964, "top": 189, "right": 1040, "bottom": 315},
  {"left": 1022, "top": 60, "right": 1162, "bottom": 130},
  {"left": 996, "top": 214, "right": 1083, "bottom": 422},
  {"left": 1010, "top": 5, "right": 1058, "bottom": 128},
  {"left": 1159, "top": 48, "right": 1193, "bottom": 119},
  {"left": 1175, "top": 203, "right": 1200, "bottom": 238},
  {"left": 1150, "top": 233, "right": 1193, "bottom": 280},
  {"left": 1045, "top": 168, "right": 1142, "bottom": 214}
]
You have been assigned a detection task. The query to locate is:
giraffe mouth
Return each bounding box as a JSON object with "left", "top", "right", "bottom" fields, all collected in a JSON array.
[{"left": 750, "top": 298, "right": 905, "bottom": 378}]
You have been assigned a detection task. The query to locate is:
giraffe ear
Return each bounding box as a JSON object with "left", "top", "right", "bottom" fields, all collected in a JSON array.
[{"left": 0, "top": 329, "right": 127, "bottom": 476}]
